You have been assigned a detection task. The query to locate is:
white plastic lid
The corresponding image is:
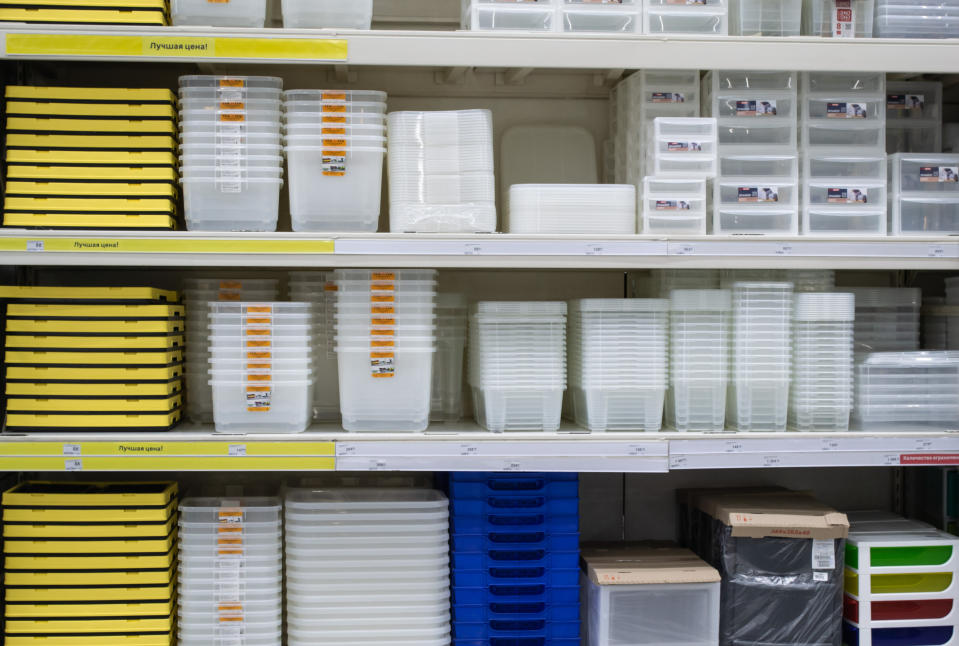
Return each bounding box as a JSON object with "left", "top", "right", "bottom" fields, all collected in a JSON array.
[
  {"left": 793, "top": 293, "right": 856, "bottom": 322},
  {"left": 848, "top": 287, "right": 921, "bottom": 308},
  {"left": 670, "top": 289, "right": 732, "bottom": 311},
  {"left": 859, "top": 351, "right": 959, "bottom": 366},
  {"left": 472, "top": 301, "right": 567, "bottom": 316},
  {"left": 569, "top": 298, "right": 669, "bottom": 313},
  {"left": 180, "top": 75, "right": 283, "bottom": 89},
  {"left": 180, "top": 496, "right": 281, "bottom": 510}
]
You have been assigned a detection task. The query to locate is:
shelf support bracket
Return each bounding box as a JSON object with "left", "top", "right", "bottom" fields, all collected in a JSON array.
[
  {"left": 595, "top": 68, "right": 625, "bottom": 87},
  {"left": 434, "top": 66, "right": 470, "bottom": 85},
  {"left": 499, "top": 67, "right": 535, "bottom": 86}
]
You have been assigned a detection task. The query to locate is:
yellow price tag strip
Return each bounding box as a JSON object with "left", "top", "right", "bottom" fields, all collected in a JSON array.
[
  {"left": 7, "top": 33, "right": 348, "bottom": 62},
  {"left": 0, "top": 441, "right": 335, "bottom": 457},
  {"left": 0, "top": 456, "right": 336, "bottom": 471},
  {"left": 0, "top": 237, "right": 335, "bottom": 254}
]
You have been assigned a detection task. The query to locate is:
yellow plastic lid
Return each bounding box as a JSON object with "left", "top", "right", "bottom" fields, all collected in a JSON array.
[
  {"left": 3, "top": 213, "right": 177, "bottom": 230},
  {"left": 4, "top": 196, "right": 176, "bottom": 214},
  {"left": 7, "top": 304, "right": 185, "bottom": 319},
  {"left": 5, "top": 181, "right": 177, "bottom": 198},
  {"left": 7, "top": 319, "right": 185, "bottom": 335},
  {"left": 4, "top": 564, "right": 177, "bottom": 587},
  {"left": 4, "top": 529, "right": 176, "bottom": 555},
  {"left": 5, "top": 409, "right": 183, "bottom": 430},
  {"left": 6, "top": 133, "right": 177, "bottom": 151},
  {"left": 4, "top": 582, "right": 176, "bottom": 603},
  {"left": 5, "top": 87, "right": 175, "bottom": 104},
  {"left": 4, "top": 633, "right": 174, "bottom": 646},
  {"left": 3, "top": 482, "right": 177, "bottom": 508},
  {"left": 0, "top": 8, "right": 168, "bottom": 25},
  {"left": 4, "top": 502, "right": 177, "bottom": 524},
  {"left": 6, "top": 394, "right": 182, "bottom": 413},
  {"left": 6, "top": 166, "right": 178, "bottom": 182},
  {"left": 4, "top": 349, "right": 185, "bottom": 365},
  {"left": 4, "top": 598, "right": 176, "bottom": 619},
  {"left": 6, "top": 103, "right": 175, "bottom": 120},
  {"left": 2, "top": 515, "right": 177, "bottom": 539},
  {"left": 6, "top": 149, "right": 176, "bottom": 165},
  {"left": 5, "top": 364, "right": 184, "bottom": 382},
  {"left": 4, "top": 334, "right": 185, "bottom": 350},
  {"left": 5, "top": 549, "right": 177, "bottom": 572},
  {"left": 6, "top": 117, "right": 176, "bottom": 135},
  {"left": 0, "top": 286, "right": 179, "bottom": 304},
  {"left": 5, "top": 379, "right": 182, "bottom": 398}
]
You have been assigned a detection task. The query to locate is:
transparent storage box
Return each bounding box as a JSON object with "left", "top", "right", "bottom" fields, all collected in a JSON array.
[
  {"left": 462, "top": 0, "right": 558, "bottom": 31},
  {"left": 282, "top": 0, "right": 373, "bottom": 28},
  {"left": 729, "top": 0, "right": 802, "bottom": 35},
  {"left": 803, "top": 0, "right": 875, "bottom": 36},
  {"left": 171, "top": 0, "right": 268, "bottom": 27}
]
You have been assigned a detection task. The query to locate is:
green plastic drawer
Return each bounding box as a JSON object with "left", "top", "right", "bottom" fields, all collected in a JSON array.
[{"left": 848, "top": 543, "right": 954, "bottom": 569}]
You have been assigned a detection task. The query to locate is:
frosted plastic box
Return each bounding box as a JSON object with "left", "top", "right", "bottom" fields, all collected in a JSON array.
[
  {"left": 703, "top": 70, "right": 798, "bottom": 152},
  {"left": 642, "top": 177, "right": 708, "bottom": 234},
  {"left": 182, "top": 177, "right": 283, "bottom": 232},
  {"left": 890, "top": 153, "right": 959, "bottom": 235},
  {"left": 802, "top": 151, "right": 887, "bottom": 236},
  {"left": 853, "top": 351, "right": 959, "bottom": 430},
  {"left": 171, "top": 0, "right": 268, "bottom": 27},
  {"left": 652, "top": 117, "right": 718, "bottom": 178},
  {"left": 886, "top": 81, "right": 943, "bottom": 154},
  {"left": 463, "top": 0, "right": 557, "bottom": 31},
  {"left": 563, "top": 0, "right": 642, "bottom": 32},
  {"left": 729, "top": 0, "right": 801, "bottom": 35},
  {"left": 282, "top": 0, "right": 373, "bottom": 28},
  {"left": 803, "top": 0, "right": 875, "bottom": 36},
  {"left": 645, "top": 0, "right": 729, "bottom": 34},
  {"left": 801, "top": 72, "right": 886, "bottom": 153}
]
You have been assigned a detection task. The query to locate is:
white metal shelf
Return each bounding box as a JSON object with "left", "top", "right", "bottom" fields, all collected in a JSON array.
[
  {"left": 2, "top": 25, "right": 959, "bottom": 73},
  {"left": 1, "top": 231, "right": 957, "bottom": 269}
]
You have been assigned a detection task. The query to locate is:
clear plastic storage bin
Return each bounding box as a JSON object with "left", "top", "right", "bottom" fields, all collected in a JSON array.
[
  {"left": 563, "top": 1, "right": 642, "bottom": 32},
  {"left": 854, "top": 352, "right": 959, "bottom": 430},
  {"left": 462, "top": 0, "right": 557, "bottom": 31},
  {"left": 803, "top": 0, "right": 875, "bottom": 36},
  {"left": 171, "top": 0, "right": 268, "bottom": 27},
  {"left": 282, "top": 0, "right": 373, "bottom": 28},
  {"left": 729, "top": 0, "right": 802, "bottom": 35}
]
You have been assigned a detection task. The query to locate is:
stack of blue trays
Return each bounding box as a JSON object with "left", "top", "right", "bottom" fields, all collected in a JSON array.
[{"left": 450, "top": 472, "right": 581, "bottom": 646}]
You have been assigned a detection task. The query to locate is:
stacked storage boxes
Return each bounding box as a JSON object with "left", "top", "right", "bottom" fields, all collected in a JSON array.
[
  {"left": 645, "top": 117, "right": 715, "bottom": 234},
  {"left": 281, "top": 0, "right": 374, "bottom": 28},
  {"left": 729, "top": 0, "right": 802, "bottom": 35},
  {"left": 890, "top": 153, "right": 959, "bottom": 236},
  {"left": 451, "top": 472, "right": 580, "bottom": 646},
  {"left": 178, "top": 497, "right": 283, "bottom": 646},
  {"left": 284, "top": 89, "right": 387, "bottom": 232},
  {"left": 801, "top": 72, "right": 887, "bottom": 236},
  {"left": 432, "top": 293, "right": 469, "bottom": 423},
  {"left": 853, "top": 351, "right": 959, "bottom": 430},
  {"left": 843, "top": 516, "right": 959, "bottom": 646},
  {"left": 172, "top": 0, "right": 266, "bottom": 27},
  {"left": 581, "top": 544, "right": 721, "bottom": 646},
  {"left": 0, "top": 0, "right": 169, "bottom": 25},
  {"left": 462, "top": 0, "right": 642, "bottom": 33},
  {"left": 507, "top": 184, "right": 637, "bottom": 234},
  {"left": 874, "top": 0, "right": 959, "bottom": 38},
  {"left": 848, "top": 287, "right": 921, "bottom": 353},
  {"left": 642, "top": 177, "right": 708, "bottom": 234},
  {"left": 886, "top": 81, "right": 943, "bottom": 154},
  {"left": 178, "top": 75, "right": 284, "bottom": 232},
  {"left": 3, "top": 85, "right": 178, "bottom": 230},
  {"left": 285, "top": 488, "right": 451, "bottom": 645},
  {"left": 0, "top": 286, "right": 184, "bottom": 432},
  {"left": 645, "top": 0, "right": 729, "bottom": 34},
  {"left": 704, "top": 71, "right": 800, "bottom": 235},
  {"left": 288, "top": 271, "right": 340, "bottom": 421},
  {"left": 2, "top": 481, "right": 178, "bottom": 646}
]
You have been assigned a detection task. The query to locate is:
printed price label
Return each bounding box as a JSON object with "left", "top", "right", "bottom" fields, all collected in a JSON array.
[
  {"left": 884, "top": 454, "right": 901, "bottom": 466},
  {"left": 460, "top": 444, "right": 479, "bottom": 456},
  {"left": 725, "top": 441, "right": 744, "bottom": 453},
  {"left": 920, "top": 166, "right": 959, "bottom": 183},
  {"left": 821, "top": 439, "right": 840, "bottom": 451},
  {"left": 502, "top": 461, "right": 523, "bottom": 472},
  {"left": 929, "top": 245, "right": 947, "bottom": 258},
  {"left": 827, "top": 187, "right": 868, "bottom": 203},
  {"left": 674, "top": 244, "right": 696, "bottom": 256},
  {"left": 738, "top": 186, "right": 780, "bottom": 203},
  {"left": 464, "top": 244, "right": 483, "bottom": 255},
  {"left": 826, "top": 102, "right": 868, "bottom": 118},
  {"left": 651, "top": 92, "right": 686, "bottom": 103},
  {"left": 736, "top": 99, "right": 777, "bottom": 116},
  {"left": 62, "top": 444, "right": 81, "bottom": 456},
  {"left": 246, "top": 386, "right": 271, "bottom": 411},
  {"left": 26, "top": 240, "right": 44, "bottom": 252},
  {"left": 814, "top": 571, "right": 830, "bottom": 582},
  {"left": 64, "top": 459, "right": 82, "bottom": 472},
  {"left": 228, "top": 444, "right": 247, "bottom": 457},
  {"left": 669, "top": 455, "right": 688, "bottom": 468},
  {"left": 775, "top": 244, "right": 794, "bottom": 256},
  {"left": 763, "top": 455, "right": 782, "bottom": 467},
  {"left": 812, "top": 539, "right": 836, "bottom": 569},
  {"left": 833, "top": 0, "right": 855, "bottom": 37},
  {"left": 626, "top": 444, "right": 648, "bottom": 456}
]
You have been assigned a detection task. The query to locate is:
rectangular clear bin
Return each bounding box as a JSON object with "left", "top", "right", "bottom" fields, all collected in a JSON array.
[
  {"left": 562, "top": 4, "right": 642, "bottom": 32},
  {"left": 891, "top": 154, "right": 959, "bottom": 193},
  {"left": 853, "top": 352, "right": 959, "bottom": 430},
  {"left": 720, "top": 152, "right": 799, "bottom": 178},
  {"left": 570, "top": 386, "right": 666, "bottom": 432},
  {"left": 892, "top": 197, "right": 959, "bottom": 235},
  {"left": 211, "top": 378, "right": 313, "bottom": 434},
  {"left": 336, "top": 347, "right": 434, "bottom": 432},
  {"left": 887, "top": 124, "right": 942, "bottom": 155},
  {"left": 805, "top": 97, "right": 884, "bottom": 121},
  {"left": 179, "top": 498, "right": 282, "bottom": 524},
  {"left": 463, "top": 1, "right": 558, "bottom": 31},
  {"left": 804, "top": 152, "right": 886, "bottom": 180},
  {"left": 803, "top": 121, "right": 885, "bottom": 151},
  {"left": 171, "top": 0, "right": 268, "bottom": 27},
  {"left": 182, "top": 177, "right": 282, "bottom": 232},
  {"left": 714, "top": 207, "right": 799, "bottom": 235},
  {"left": 727, "top": 380, "right": 790, "bottom": 431},
  {"left": 729, "top": 0, "right": 802, "bottom": 35},
  {"left": 281, "top": 0, "right": 373, "bottom": 28},
  {"left": 887, "top": 81, "right": 942, "bottom": 122},
  {"left": 802, "top": 207, "right": 887, "bottom": 236},
  {"left": 803, "top": 0, "right": 875, "bottom": 37},
  {"left": 472, "top": 387, "right": 564, "bottom": 432},
  {"left": 644, "top": 8, "right": 729, "bottom": 34}
]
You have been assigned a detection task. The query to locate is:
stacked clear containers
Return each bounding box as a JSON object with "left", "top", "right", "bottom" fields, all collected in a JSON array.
[
  {"left": 947, "top": 277, "right": 959, "bottom": 350},
  {"left": 801, "top": 72, "right": 887, "bottom": 236},
  {"left": 288, "top": 271, "right": 340, "bottom": 421},
  {"left": 469, "top": 301, "right": 567, "bottom": 432},
  {"left": 642, "top": 177, "right": 708, "bottom": 234},
  {"left": 848, "top": 287, "right": 921, "bottom": 353},
  {"left": 645, "top": 0, "right": 729, "bottom": 34},
  {"left": 853, "top": 352, "right": 959, "bottom": 429},
  {"left": 890, "top": 154, "right": 959, "bottom": 235},
  {"left": 208, "top": 302, "right": 314, "bottom": 433},
  {"left": 334, "top": 269, "right": 438, "bottom": 432},
  {"left": 284, "top": 89, "right": 387, "bottom": 232},
  {"left": 507, "top": 184, "right": 636, "bottom": 234},
  {"left": 667, "top": 289, "right": 732, "bottom": 432},
  {"left": 704, "top": 71, "right": 800, "bottom": 235},
  {"left": 652, "top": 269, "right": 720, "bottom": 296},
  {"left": 171, "top": 0, "right": 268, "bottom": 27},
  {"left": 788, "top": 269, "right": 836, "bottom": 292},
  {"left": 728, "top": 282, "right": 794, "bottom": 431},
  {"left": 651, "top": 118, "right": 718, "bottom": 179},
  {"left": 803, "top": 0, "right": 875, "bottom": 36},
  {"left": 281, "top": 0, "right": 373, "bottom": 28},
  {"left": 886, "top": 81, "right": 943, "bottom": 154},
  {"left": 790, "top": 292, "right": 855, "bottom": 431},
  {"left": 432, "top": 293, "right": 468, "bottom": 423},
  {"left": 183, "top": 278, "right": 279, "bottom": 424},
  {"left": 179, "top": 75, "right": 284, "bottom": 232},
  {"left": 177, "top": 497, "right": 282, "bottom": 646},
  {"left": 729, "top": 0, "right": 802, "bottom": 34},
  {"left": 284, "top": 488, "right": 451, "bottom": 646},
  {"left": 568, "top": 299, "right": 670, "bottom": 432},
  {"left": 388, "top": 109, "right": 496, "bottom": 233},
  {"left": 874, "top": 0, "right": 959, "bottom": 38}
]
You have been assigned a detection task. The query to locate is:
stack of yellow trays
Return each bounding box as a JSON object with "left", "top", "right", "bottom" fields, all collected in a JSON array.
[
  {"left": 0, "top": 0, "right": 168, "bottom": 26},
  {"left": 1, "top": 286, "right": 185, "bottom": 431},
  {"left": 3, "top": 481, "right": 178, "bottom": 646},
  {"left": 3, "top": 86, "right": 178, "bottom": 230}
]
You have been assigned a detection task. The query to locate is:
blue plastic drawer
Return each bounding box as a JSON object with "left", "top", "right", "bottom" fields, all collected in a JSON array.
[
  {"left": 453, "top": 620, "right": 580, "bottom": 640},
  {"left": 450, "top": 479, "right": 579, "bottom": 499},
  {"left": 453, "top": 567, "right": 580, "bottom": 589},
  {"left": 452, "top": 497, "right": 579, "bottom": 516},
  {"left": 453, "top": 549, "right": 580, "bottom": 570},
  {"left": 454, "top": 639, "right": 581, "bottom": 646},
  {"left": 451, "top": 514, "right": 579, "bottom": 534},
  {"left": 453, "top": 602, "right": 579, "bottom": 623},
  {"left": 452, "top": 532, "right": 580, "bottom": 553},
  {"left": 453, "top": 585, "right": 579, "bottom": 606},
  {"left": 844, "top": 621, "right": 955, "bottom": 646},
  {"left": 450, "top": 473, "right": 578, "bottom": 484}
]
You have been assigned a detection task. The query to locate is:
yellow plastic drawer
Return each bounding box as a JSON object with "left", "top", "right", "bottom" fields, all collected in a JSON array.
[
  {"left": 4, "top": 582, "right": 175, "bottom": 603},
  {"left": 5, "top": 364, "right": 184, "bottom": 382},
  {"left": 6, "top": 394, "right": 182, "bottom": 413},
  {"left": 6, "top": 613, "right": 174, "bottom": 634},
  {"left": 0, "top": 286, "right": 178, "bottom": 305},
  {"left": 6, "top": 149, "right": 176, "bottom": 165},
  {"left": 4, "top": 634, "right": 174, "bottom": 646},
  {"left": 4, "top": 530, "right": 175, "bottom": 554},
  {"left": 5, "top": 86, "right": 175, "bottom": 104},
  {"left": 4, "top": 196, "right": 176, "bottom": 214},
  {"left": 0, "top": 8, "right": 167, "bottom": 25},
  {"left": 6, "top": 165, "right": 178, "bottom": 182},
  {"left": 871, "top": 572, "right": 955, "bottom": 594},
  {"left": 5, "top": 409, "right": 183, "bottom": 430},
  {"left": 6, "top": 133, "right": 176, "bottom": 151},
  {"left": 4, "top": 334, "right": 185, "bottom": 350},
  {"left": 3, "top": 212, "right": 177, "bottom": 230},
  {"left": 5, "top": 349, "right": 185, "bottom": 366},
  {"left": 6, "top": 117, "right": 175, "bottom": 135},
  {"left": 5, "top": 598, "right": 175, "bottom": 618},
  {"left": 4, "top": 564, "right": 176, "bottom": 586},
  {"left": 3, "top": 481, "right": 177, "bottom": 508}
]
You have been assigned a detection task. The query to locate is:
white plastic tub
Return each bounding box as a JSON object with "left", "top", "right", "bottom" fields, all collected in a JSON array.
[
  {"left": 336, "top": 347, "right": 435, "bottom": 432},
  {"left": 182, "top": 177, "right": 282, "bottom": 232},
  {"left": 171, "top": 0, "right": 268, "bottom": 27},
  {"left": 282, "top": 0, "right": 373, "bottom": 28},
  {"left": 211, "top": 378, "right": 313, "bottom": 433}
]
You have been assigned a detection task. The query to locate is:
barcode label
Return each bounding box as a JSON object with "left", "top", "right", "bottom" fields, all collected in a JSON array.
[{"left": 812, "top": 539, "right": 836, "bottom": 570}]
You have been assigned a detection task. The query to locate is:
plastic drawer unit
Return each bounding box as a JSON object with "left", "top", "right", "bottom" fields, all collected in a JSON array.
[
  {"left": 729, "top": 0, "right": 802, "bottom": 35},
  {"left": 802, "top": 151, "right": 888, "bottom": 236},
  {"left": 651, "top": 117, "right": 718, "bottom": 178},
  {"left": 642, "top": 177, "right": 708, "bottom": 234},
  {"left": 645, "top": 0, "right": 729, "bottom": 34},
  {"left": 462, "top": 0, "right": 558, "bottom": 31},
  {"left": 886, "top": 81, "right": 943, "bottom": 154},
  {"left": 890, "top": 154, "right": 959, "bottom": 235}
]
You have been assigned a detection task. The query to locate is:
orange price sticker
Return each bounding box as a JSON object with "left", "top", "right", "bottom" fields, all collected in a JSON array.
[
  {"left": 217, "top": 604, "right": 243, "bottom": 614},
  {"left": 323, "top": 104, "right": 347, "bottom": 113},
  {"left": 371, "top": 306, "right": 395, "bottom": 314},
  {"left": 246, "top": 362, "right": 272, "bottom": 371},
  {"left": 323, "top": 138, "right": 347, "bottom": 147},
  {"left": 246, "top": 306, "right": 272, "bottom": 313},
  {"left": 247, "top": 374, "right": 271, "bottom": 382},
  {"left": 219, "top": 79, "right": 244, "bottom": 87},
  {"left": 370, "top": 352, "right": 395, "bottom": 359},
  {"left": 371, "top": 294, "right": 395, "bottom": 303},
  {"left": 371, "top": 329, "right": 395, "bottom": 336},
  {"left": 219, "top": 113, "right": 246, "bottom": 122},
  {"left": 371, "top": 340, "right": 395, "bottom": 348},
  {"left": 246, "top": 340, "right": 271, "bottom": 348},
  {"left": 244, "top": 329, "right": 271, "bottom": 336},
  {"left": 371, "top": 283, "right": 396, "bottom": 291},
  {"left": 246, "top": 351, "right": 271, "bottom": 359},
  {"left": 219, "top": 101, "right": 245, "bottom": 110},
  {"left": 245, "top": 318, "right": 272, "bottom": 325},
  {"left": 218, "top": 292, "right": 241, "bottom": 301},
  {"left": 371, "top": 318, "right": 395, "bottom": 326},
  {"left": 323, "top": 91, "right": 347, "bottom": 101},
  {"left": 220, "top": 281, "right": 242, "bottom": 289},
  {"left": 324, "top": 283, "right": 338, "bottom": 292},
  {"left": 322, "top": 127, "right": 346, "bottom": 135},
  {"left": 371, "top": 272, "right": 396, "bottom": 280},
  {"left": 322, "top": 116, "right": 347, "bottom": 124}
]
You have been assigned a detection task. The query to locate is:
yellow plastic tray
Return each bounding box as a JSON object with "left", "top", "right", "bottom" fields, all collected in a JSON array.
[
  {"left": 0, "top": 8, "right": 168, "bottom": 25},
  {"left": 5, "top": 379, "right": 182, "bottom": 398},
  {"left": 6, "top": 117, "right": 176, "bottom": 135},
  {"left": 4, "top": 530, "right": 176, "bottom": 554},
  {"left": 6, "top": 133, "right": 177, "bottom": 151},
  {"left": 3, "top": 481, "right": 177, "bottom": 508},
  {"left": 5, "top": 87, "right": 175, "bottom": 104},
  {"left": 6, "top": 102, "right": 176, "bottom": 120},
  {"left": 6, "top": 394, "right": 182, "bottom": 413},
  {"left": 4, "top": 634, "right": 174, "bottom": 646},
  {"left": 3, "top": 515, "right": 177, "bottom": 539},
  {"left": 7, "top": 149, "right": 176, "bottom": 166},
  {"left": 5, "top": 335, "right": 185, "bottom": 350},
  {"left": 5, "top": 548, "right": 176, "bottom": 572},
  {"left": 4, "top": 196, "right": 176, "bottom": 214},
  {"left": 0, "top": 286, "right": 178, "bottom": 304},
  {"left": 5, "top": 349, "right": 185, "bottom": 365},
  {"left": 6, "top": 166, "right": 178, "bottom": 182},
  {"left": 3, "top": 581, "right": 175, "bottom": 603},
  {"left": 7, "top": 319, "right": 185, "bottom": 335},
  {"left": 0, "top": 0, "right": 167, "bottom": 7},
  {"left": 5, "top": 598, "right": 175, "bottom": 619},
  {"left": 3, "top": 213, "right": 177, "bottom": 230},
  {"left": 5, "top": 564, "right": 176, "bottom": 587},
  {"left": 5, "top": 409, "right": 183, "bottom": 430},
  {"left": 4, "top": 501, "right": 177, "bottom": 524},
  {"left": 7, "top": 304, "right": 184, "bottom": 320},
  {"left": 7, "top": 612, "right": 175, "bottom": 634},
  {"left": 6, "top": 364, "right": 184, "bottom": 382},
  {"left": 5, "top": 181, "right": 177, "bottom": 198}
]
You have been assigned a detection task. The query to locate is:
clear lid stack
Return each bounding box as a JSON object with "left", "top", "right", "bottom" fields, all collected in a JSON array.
[
  {"left": 853, "top": 351, "right": 959, "bottom": 429},
  {"left": 334, "top": 269, "right": 438, "bottom": 432},
  {"left": 704, "top": 71, "right": 800, "bottom": 235},
  {"left": 801, "top": 72, "right": 887, "bottom": 236},
  {"left": 388, "top": 109, "right": 496, "bottom": 233},
  {"left": 652, "top": 269, "right": 720, "bottom": 296},
  {"left": 886, "top": 81, "right": 943, "bottom": 154},
  {"left": 432, "top": 293, "right": 468, "bottom": 423},
  {"left": 178, "top": 75, "right": 284, "bottom": 232},
  {"left": 284, "top": 488, "right": 451, "bottom": 646},
  {"left": 728, "top": 282, "right": 794, "bottom": 431},
  {"left": 284, "top": 89, "right": 387, "bottom": 232},
  {"left": 208, "top": 302, "right": 314, "bottom": 433},
  {"left": 668, "top": 289, "right": 732, "bottom": 432},
  {"left": 787, "top": 269, "right": 836, "bottom": 292},
  {"left": 890, "top": 153, "right": 959, "bottom": 236},
  {"left": 508, "top": 184, "right": 636, "bottom": 234},
  {"left": 790, "top": 292, "right": 855, "bottom": 431},
  {"left": 848, "top": 287, "right": 921, "bottom": 354},
  {"left": 469, "top": 301, "right": 568, "bottom": 432},
  {"left": 568, "top": 299, "right": 670, "bottom": 432},
  {"left": 288, "top": 271, "right": 340, "bottom": 422},
  {"left": 177, "top": 497, "right": 282, "bottom": 646}
]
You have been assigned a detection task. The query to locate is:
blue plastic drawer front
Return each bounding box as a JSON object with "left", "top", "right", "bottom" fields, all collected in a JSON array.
[
  {"left": 452, "top": 550, "right": 580, "bottom": 570},
  {"left": 453, "top": 567, "right": 580, "bottom": 589},
  {"left": 453, "top": 639, "right": 581, "bottom": 646},
  {"left": 451, "top": 514, "right": 579, "bottom": 534},
  {"left": 844, "top": 621, "right": 955, "bottom": 646},
  {"left": 452, "top": 497, "right": 579, "bottom": 516},
  {"left": 453, "top": 602, "right": 579, "bottom": 622},
  {"left": 451, "top": 532, "right": 580, "bottom": 552},
  {"left": 450, "top": 473, "right": 579, "bottom": 484},
  {"left": 453, "top": 619, "right": 581, "bottom": 640},
  {"left": 450, "top": 480, "right": 579, "bottom": 499},
  {"left": 452, "top": 585, "right": 580, "bottom": 605}
]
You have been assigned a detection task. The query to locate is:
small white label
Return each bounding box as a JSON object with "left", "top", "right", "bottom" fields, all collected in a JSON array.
[
  {"left": 916, "top": 438, "right": 934, "bottom": 450},
  {"left": 763, "top": 455, "right": 782, "bottom": 467},
  {"left": 821, "top": 439, "right": 840, "bottom": 451},
  {"left": 775, "top": 244, "right": 794, "bottom": 256},
  {"left": 884, "top": 453, "right": 901, "bottom": 466},
  {"left": 928, "top": 245, "right": 946, "bottom": 258},
  {"left": 669, "top": 455, "right": 688, "bottom": 468},
  {"left": 228, "top": 444, "right": 247, "bottom": 457},
  {"left": 368, "top": 459, "right": 388, "bottom": 471},
  {"left": 674, "top": 244, "right": 696, "bottom": 256},
  {"left": 725, "top": 441, "right": 744, "bottom": 453},
  {"left": 62, "top": 444, "right": 81, "bottom": 456},
  {"left": 459, "top": 444, "right": 479, "bottom": 456},
  {"left": 814, "top": 571, "right": 829, "bottom": 582},
  {"left": 812, "top": 539, "right": 836, "bottom": 570},
  {"left": 464, "top": 244, "right": 483, "bottom": 255},
  {"left": 626, "top": 444, "right": 648, "bottom": 456},
  {"left": 26, "top": 240, "right": 44, "bottom": 252},
  {"left": 584, "top": 244, "right": 605, "bottom": 255},
  {"left": 64, "top": 458, "right": 82, "bottom": 471},
  {"left": 502, "top": 461, "right": 523, "bottom": 472}
]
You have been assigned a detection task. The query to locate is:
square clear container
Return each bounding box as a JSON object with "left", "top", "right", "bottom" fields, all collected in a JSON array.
[
  {"left": 462, "top": 0, "right": 558, "bottom": 31},
  {"left": 211, "top": 378, "right": 313, "bottom": 434},
  {"left": 802, "top": 206, "right": 887, "bottom": 236},
  {"left": 729, "top": 0, "right": 802, "bottom": 35},
  {"left": 891, "top": 153, "right": 959, "bottom": 194},
  {"left": 892, "top": 196, "right": 959, "bottom": 235},
  {"left": 281, "top": 0, "right": 373, "bottom": 28},
  {"left": 645, "top": 7, "right": 729, "bottom": 34},
  {"left": 714, "top": 207, "right": 799, "bottom": 235},
  {"left": 562, "top": 3, "right": 642, "bottom": 32},
  {"left": 716, "top": 180, "right": 798, "bottom": 208},
  {"left": 472, "top": 387, "right": 564, "bottom": 432},
  {"left": 802, "top": 121, "right": 886, "bottom": 152},
  {"left": 803, "top": 0, "right": 875, "bottom": 37},
  {"left": 182, "top": 177, "right": 282, "bottom": 232},
  {"left": 171, "top": 0, "right": 268, "bottom": 27}
]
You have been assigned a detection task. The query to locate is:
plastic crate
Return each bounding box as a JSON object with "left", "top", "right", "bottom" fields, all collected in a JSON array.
[
  {"left": 450, "top": 480, "right": 578, "bottom": 499},
  {"left": 451, "top": 532, "right": 580, "bottom": 553},
  {"left": 452, "top": 497, "right": 579, "bottom": 516},
  {"left": 451, "top": 513, "right": 579, "bottom": 534},
  {"left": 453, "top": 549, "right": 580, "bottom": 570},
  {"left": 453, "top": 567, "right": 579, "bottom": 588},
  {"left": 453, "top": 602, "right": 579, "bottom": 622},
  {"left": 453, "top": 585, "right": 580, "bottom": 606},
  {"left": 453, "top": 619, "right": 580, "bottom": 639}
]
